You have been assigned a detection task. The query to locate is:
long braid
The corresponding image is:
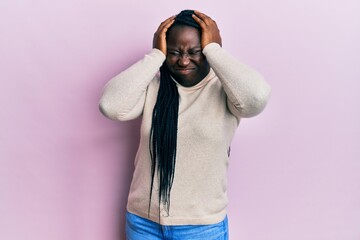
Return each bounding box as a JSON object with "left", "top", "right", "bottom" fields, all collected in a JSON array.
[
  {"left": 148, "top": 10, "right": 200, "bottom": 217},
  {"left": 149, "top": 63, "right": 179, "bottom": 216}
]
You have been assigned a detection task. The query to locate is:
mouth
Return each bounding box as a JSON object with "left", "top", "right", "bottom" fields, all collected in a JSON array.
[{"left": 175, "top": 68, "right": 196, "bottom": 74}]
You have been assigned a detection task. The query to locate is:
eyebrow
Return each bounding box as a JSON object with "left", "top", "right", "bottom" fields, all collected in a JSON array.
[{"left": 167, "top": 46, "right": 202, "bottom": 51}]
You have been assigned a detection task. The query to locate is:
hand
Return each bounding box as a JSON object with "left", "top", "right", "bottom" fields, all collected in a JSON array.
[
  {"left": 192, "top": 11, "right": 222, "bottom": 48},
  {"left": 153, "top": 15, "right": 176, "bottom": 55}
]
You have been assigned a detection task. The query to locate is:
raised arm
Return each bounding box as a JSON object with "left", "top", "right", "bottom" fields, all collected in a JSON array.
[
  {"left": 99, "top": 50, "right": 165, "bottom": 121},
  {"left": 99, "top": 16, "right": 175, "bottom": 121},
  {"left": 204, "top": 43, "right": 271, "bottom": 118},
  {"left": 193, "top": 11, "right": 271, "bottom": 118}
]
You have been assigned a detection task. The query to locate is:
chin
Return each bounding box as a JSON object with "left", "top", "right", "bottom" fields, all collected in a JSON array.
[{"left": 180, "top": 78, "right": 201, "bottom": 87}]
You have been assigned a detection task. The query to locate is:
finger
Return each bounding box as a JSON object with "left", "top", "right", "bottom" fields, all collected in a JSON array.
[
  {"left": 192, "top": 14, "right": 207, "bottom": 28},
  {"left": 160, "top": 15, "right": 176, "bottom": 27},
  {"left": 193, "top": 10, "right": 213, "bottom": 25},
  {"left": 156, "top": 20, "right": 175, "bottom": 37},
  {"left": 156, "top": 16, "right": 175, "bottom": 32},
  {"left": 159, "top": 19, "right": 175, "bottom": 35},
  {"left": 194, "top": 10, "right": 209, "bottom": 18}
]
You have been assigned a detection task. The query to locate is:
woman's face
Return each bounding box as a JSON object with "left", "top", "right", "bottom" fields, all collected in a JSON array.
[{"left": 165, "top": 25, "right": 210, "bottom": 87}]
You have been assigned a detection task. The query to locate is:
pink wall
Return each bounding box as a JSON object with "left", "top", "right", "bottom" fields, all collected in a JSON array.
[{"left": 1, "top": 0, "right": 359, "bottom": 239}]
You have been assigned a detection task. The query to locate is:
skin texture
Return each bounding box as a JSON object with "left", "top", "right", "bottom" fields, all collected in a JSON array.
[
  {"left": 165, "top": 25, "right": 210, "bottom": 87},
  {"left": 153, "top": 11, "right": 222, "bottom": 87}
]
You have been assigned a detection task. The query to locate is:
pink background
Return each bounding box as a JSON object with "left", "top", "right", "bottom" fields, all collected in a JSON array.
[{"left": 1, "top": 0, "right": 359, "bottom": 239}]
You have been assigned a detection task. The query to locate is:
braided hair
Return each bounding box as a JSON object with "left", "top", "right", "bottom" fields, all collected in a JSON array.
[{"left": 149, "top": 10, "right": 201, "bottom": 216}]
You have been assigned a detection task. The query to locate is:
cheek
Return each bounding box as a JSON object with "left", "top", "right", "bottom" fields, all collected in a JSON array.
[
  {"left": 195, "top": 58, "right": 207, "bottom": 67},
  {"left": 194, "top": 54, "right": 206, "bottom": 64},
  {"left": 165, "top": 57, "right": 176, "bottom": 68}
]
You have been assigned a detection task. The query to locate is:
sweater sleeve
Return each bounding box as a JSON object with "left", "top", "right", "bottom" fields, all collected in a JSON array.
[
  {"left": 202, "top": 43, "right": 271, "bottom": 118},
  {"left": 99, "top": 48, "right": 166, "bottom": 121}
]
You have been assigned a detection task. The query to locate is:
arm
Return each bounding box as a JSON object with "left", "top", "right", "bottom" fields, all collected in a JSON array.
[
  {"left": 99, "top": 16, "right": 175, "bottom": 121},
  {"left": 99, "top": 50, "right": 165, "bottom": 121},
  {"left": 203, "top": 43, "right": 271, "bottom": 118},
  {"left": 193, "top": 11, "right": 271, "bottom": 118}
]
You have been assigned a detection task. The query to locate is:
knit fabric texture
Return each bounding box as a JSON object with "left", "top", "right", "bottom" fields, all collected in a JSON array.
[{"left": 99, "top": 43, "right": 271, "bottom": 225}]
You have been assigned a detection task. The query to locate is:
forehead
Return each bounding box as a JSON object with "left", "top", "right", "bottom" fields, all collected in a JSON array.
[{"left": 166, "top": 25, "right": 201, "bottom": 48}]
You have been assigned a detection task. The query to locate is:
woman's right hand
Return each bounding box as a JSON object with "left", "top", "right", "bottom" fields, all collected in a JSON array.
[{"left": 153, "top": 15, "right": 176, "bottom": 55}]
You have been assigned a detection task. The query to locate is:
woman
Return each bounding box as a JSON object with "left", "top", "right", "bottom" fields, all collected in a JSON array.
[{"left": 99, "top": 10, "right": 271, "bottom": 240}]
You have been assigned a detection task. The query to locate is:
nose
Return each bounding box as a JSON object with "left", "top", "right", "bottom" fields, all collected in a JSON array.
[{"left": 177, "top": 54, "right": 190, "bottom": 67}]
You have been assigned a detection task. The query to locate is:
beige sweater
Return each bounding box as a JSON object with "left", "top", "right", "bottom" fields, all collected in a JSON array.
[{"left": 99, "top": 43, "right": 271, "bottom": 225}]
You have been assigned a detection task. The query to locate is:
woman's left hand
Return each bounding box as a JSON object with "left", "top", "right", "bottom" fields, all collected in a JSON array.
[{"left": 192, "top": 11, "right": 222, "bottom": 48}]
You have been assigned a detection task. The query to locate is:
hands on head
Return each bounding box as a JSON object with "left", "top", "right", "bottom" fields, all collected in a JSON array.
[
  {"left": 153, "top": 10, "right": 222, "bottom": 55},
  {"left": 192, "top": 11, "right": 222, "bottom": 49},
  {"left": 153, "top": 15, "right": 176, "bottom": 55}
]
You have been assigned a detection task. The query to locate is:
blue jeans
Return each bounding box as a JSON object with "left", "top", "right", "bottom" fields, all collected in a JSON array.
[{"left": 126, "top": 211, "right": 229, "bottom": 240}]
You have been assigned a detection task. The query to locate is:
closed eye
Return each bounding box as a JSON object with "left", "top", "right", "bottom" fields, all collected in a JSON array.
[
  {"left": 189, "top": 50, "right": 201, "bottom": 55},
  {"left": 168, "top": 51, "right": 180, "bottom": 56}
]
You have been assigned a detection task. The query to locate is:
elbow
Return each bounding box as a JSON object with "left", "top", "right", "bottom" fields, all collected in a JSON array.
[
  {"left": 239, "top": 83, "right": 272, "bottom": 118},
  {"left": 98, "top": 96, "right": 121, "bottom": 120},
  {"left": 99, "top": 101, "right": 108, "bottom": 117},
  {"left": 99, "top": 98, "right": 116, "bottom": 120},
  {"left": 99, "top": 98, "right": 140, "bottom": 121},
  {"left": 251, "top": 91, "right": 271, "bottom": 117},
  {"left": 251, "top": 76, "right": 271, "bottom": 116}
]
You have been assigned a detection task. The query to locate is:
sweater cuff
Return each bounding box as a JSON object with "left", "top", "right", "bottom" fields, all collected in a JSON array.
[{"left": 202, "top": 42, "right": 222, "bottom": 55}]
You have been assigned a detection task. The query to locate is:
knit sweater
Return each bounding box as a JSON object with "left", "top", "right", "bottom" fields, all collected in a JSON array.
[{"left": 99, "top": 43, "right": 271, "bottom": 225}]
